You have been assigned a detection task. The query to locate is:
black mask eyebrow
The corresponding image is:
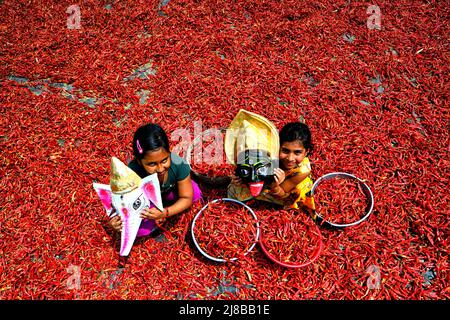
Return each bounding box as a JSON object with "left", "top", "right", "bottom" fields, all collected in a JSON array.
[
  {"left": 236, "top": 161, "right": 274, "bottom": 183},
  {"left": 235, "top": 149, "right": 278, "bottom": 184},
  {"left": 236, "top": 149, "right": 271, "bottom": 165}
]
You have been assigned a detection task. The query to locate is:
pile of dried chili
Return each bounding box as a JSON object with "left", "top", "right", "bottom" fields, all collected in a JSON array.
[
  {"left": 190, "top": 162, "right": 235, "bottom": 179},
  {"left": 314, "top": 177, "right": 369, "bottom": 226},
  {"left": 258, "top": 209, "right": 322, "bottom": 268},
  {"left": 188, "top": 128, "right": 235, "bottom": 180},
  {"left": 192, "top": 199, "right": 259, "bottom": 261}
]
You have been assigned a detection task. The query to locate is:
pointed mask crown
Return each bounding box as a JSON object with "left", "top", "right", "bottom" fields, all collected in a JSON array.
[
  {"left": 110, "top": 157, "right": 141, "bottom": 194},
  {"left": 236, "top": 120, "right": 270, "bottom": 153},
  {"left": 225, "top": 109, "right": 279, "bottom": 164}
]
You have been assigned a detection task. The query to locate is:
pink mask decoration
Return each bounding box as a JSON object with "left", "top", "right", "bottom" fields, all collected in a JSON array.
[{"left": 93, "top": 157, "right": 163, "bottom": 256}]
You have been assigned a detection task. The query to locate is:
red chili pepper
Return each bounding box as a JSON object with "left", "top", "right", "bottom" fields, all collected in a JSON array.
[{"left": 193, "top": 200, "right": 258, "bottom": 261}]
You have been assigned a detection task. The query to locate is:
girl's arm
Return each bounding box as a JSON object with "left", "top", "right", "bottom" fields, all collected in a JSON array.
[
  {"left": 271, "top": 170, "right": 310, "bottom": 198},
  {"left": 140, "top": 175, "right": 194, "bottom": 221},
  {"left": 164, "top": 175, "right": 194, "bottom": 217}
]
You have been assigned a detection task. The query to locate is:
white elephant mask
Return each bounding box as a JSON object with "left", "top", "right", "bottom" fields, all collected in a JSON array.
[{"left": 93, "top": 157, "right": 163, "bottom": 256}]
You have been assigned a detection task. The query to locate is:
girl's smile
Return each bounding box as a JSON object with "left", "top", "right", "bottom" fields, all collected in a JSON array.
[
  {"left": 138, "top": 147, "right": 171, "bottom": 180},
  {"left": 279, "top": 141, "right": 307, "bottom": 170}
]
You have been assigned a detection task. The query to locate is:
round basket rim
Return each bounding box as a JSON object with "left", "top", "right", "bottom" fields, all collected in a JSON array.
[
  {"left": 191, "top": 197, "right": 261, "bottom": 263},
  {"left": 184, "top": 128, "right": 233, "bottom": 186},
  {"left": 310, "top": 172, "right": 374, "bottom": 228}
]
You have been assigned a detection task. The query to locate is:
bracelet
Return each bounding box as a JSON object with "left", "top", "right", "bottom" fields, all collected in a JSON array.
[{"left": 164, "top": 208, "right": 170, "bottom": 218}]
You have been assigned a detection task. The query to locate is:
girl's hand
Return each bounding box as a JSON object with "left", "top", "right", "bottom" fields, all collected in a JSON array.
[
  {"left": 272, "top": 168, "right": 286, "bottom": 187},
  {"left": 140, "top": 207, "right": 166, "bottom": 221},
  {"left": 230, "top": 174, "right": 244, "bottom": 186},
  {"left": 109, "top": 215, "right": 122, "bottom": 233}
]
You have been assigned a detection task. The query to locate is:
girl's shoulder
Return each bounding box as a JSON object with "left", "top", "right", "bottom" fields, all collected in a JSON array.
[
  {"left": 300, "top": 157, "right": 311, "bottom": 172},
  {"left": 170, "top": 152, "right": 190, "bottom": 180}
]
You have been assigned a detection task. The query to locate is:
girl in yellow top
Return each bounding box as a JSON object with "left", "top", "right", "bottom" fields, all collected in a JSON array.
[
  {"left": 229, "top": 122, "right": 315, "bottom": 210},
  {"left": 269, "top": 122, "right": 314, "bottom": 210}
]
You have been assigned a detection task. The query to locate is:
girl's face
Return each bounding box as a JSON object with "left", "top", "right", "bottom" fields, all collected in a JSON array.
[
  {"left": 279, "top": 140, "right": 307, "bottom": 170},
  {"left": 138, "top": 148, "right": 171, "bottom": 180}
]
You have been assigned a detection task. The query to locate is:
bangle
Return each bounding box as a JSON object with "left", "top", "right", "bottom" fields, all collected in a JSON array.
[{"left": 164, "top": 208, "right": 170, "bottom": 218}]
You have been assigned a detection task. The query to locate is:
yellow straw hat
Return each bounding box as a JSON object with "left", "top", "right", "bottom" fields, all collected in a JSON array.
[
  {"left": 110, "top": 157, "right": 141, "bottom": 194},
  {"left": 225, "top": 109, "right": 279, "bottom": 165}
]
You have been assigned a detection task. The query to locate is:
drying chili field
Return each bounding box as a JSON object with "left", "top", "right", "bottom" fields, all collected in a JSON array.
[{"left": 1, "top": 0, "right": 448, "bottom": 300}]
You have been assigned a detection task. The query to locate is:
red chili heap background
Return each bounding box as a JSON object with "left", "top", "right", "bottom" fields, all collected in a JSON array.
[{"left": 0, "top": 0, "right": 448, "bottom": 299}]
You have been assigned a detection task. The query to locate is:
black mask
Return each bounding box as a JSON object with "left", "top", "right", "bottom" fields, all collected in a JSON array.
[{"left": 235, "top": 149, "right": 277, "bottom": 197}]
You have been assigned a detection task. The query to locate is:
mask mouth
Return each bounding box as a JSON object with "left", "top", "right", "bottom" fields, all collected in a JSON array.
[{"left": 249, "top": 181, "right": 264, "bottom": 197}]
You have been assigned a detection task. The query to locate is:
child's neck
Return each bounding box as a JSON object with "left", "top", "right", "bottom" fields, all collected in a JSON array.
[{"left": 158, "top": 171, "right": 167, "bottom": 184}]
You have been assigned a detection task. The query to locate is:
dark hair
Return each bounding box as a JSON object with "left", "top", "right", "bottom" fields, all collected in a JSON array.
[
  {"left": 132, "top": 123, "right": 170, "bottom": 159},
  {"left": 279, "top": 122, "right": 313, "bottom": 153}
]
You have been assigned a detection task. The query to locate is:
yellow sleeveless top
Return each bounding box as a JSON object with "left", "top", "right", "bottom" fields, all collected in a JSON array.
[{"left": 280, "top": 157, "right": 315, "bottom": 210}]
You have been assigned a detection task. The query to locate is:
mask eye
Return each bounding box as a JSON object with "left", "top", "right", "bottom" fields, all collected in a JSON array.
[
  {"left": 237, "top": 167, "right": 251, "bottom": 177},
  {"left": 256, "top": 166, "right": 268, "bottom": 176},
  {"left": 255, "top": 162, "right": 271, "bottom": 175},
  {"left": 132, "top": 197, "right": 142, "bottom": 210}
]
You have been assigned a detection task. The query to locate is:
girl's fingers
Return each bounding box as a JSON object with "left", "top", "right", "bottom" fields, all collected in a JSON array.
[
  {"left": 140, "top": 211, "right": 150, "bottom": 219},
  {"left": 140, "top": 207, "right": 154, "bottom": 219},
  {"left": 141, "top": 208, "right": 162, "bottom": 220},
  {"left": 231, "top": 175, "right": 242, "bottom": 184},
  {"left": 274, "top": 168, "right": 280, "bottom": 176},
  {"left": 110, "top": 216, "right": 121, "bottom": 230},
  {"left": 274, "top": 168, "right": 285, "bottom": 181},
  {"left": 112, "top": 221, "right": 121, "bottom": 231}
]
